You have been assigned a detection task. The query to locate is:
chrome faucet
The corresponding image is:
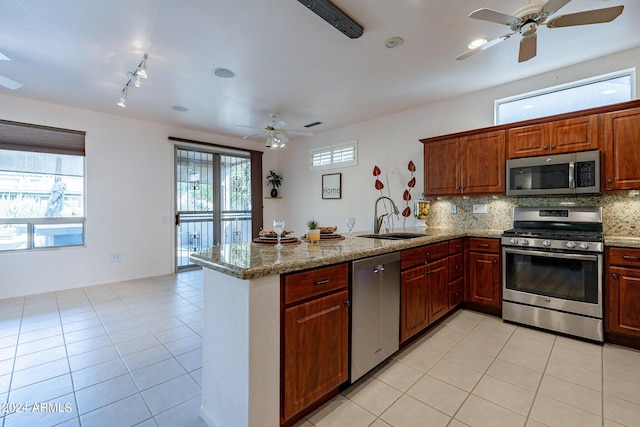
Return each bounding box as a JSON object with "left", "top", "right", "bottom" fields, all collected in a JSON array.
[{"left": 373, "top": 196, "right": 400, "bottom": 234}]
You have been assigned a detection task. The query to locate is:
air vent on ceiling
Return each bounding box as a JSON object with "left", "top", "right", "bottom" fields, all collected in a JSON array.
[
  {"left": 304, "top": 121, "right": 323, "bottom": 128},
  {"left": 297, "top": 0, "right": 364, "bottom": 39}
]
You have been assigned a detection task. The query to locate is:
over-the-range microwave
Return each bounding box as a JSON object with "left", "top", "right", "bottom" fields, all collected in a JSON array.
[{"left": 506, "top": 150, "right": 600, "bottom": 196}]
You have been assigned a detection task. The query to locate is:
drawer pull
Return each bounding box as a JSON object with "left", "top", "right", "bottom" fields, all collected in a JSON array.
[
  {"left": 622, "top": 255, "right": 640, "bottom": 260},
  {"left": 455, "top": 265, "right": 460, "bottom": 269},
  {"left": 314, "top": 279, "right": 331, "bottom": 286},
  {"left": 478, "top": 244, "right": 490, "bottom": 248},
  {"left": 612, "top": 273, "right": 618, "bottom": 279}
]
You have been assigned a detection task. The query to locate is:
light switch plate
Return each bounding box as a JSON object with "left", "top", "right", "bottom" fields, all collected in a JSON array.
[
  {"left": 450, "top": 204, "right": 457, "bottom": 214},
  {"left": 473, "top": 204, "right": 488, "bottom": 214}
]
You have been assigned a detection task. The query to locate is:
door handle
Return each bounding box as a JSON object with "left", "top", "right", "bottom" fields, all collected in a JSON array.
[{"left": 175, "top": 214, "right": 180, "bottom": 226}]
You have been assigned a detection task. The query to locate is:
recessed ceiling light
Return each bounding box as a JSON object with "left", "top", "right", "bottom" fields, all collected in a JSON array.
[
  {"left": 384, "top": 37, "right": 403, "bottom": 48},
  {"left": 172, "top": 106, "right": 188, "bottom": 112},
  {"left": 212, "top": 68, "right": 235, "bottom": 78},
  {"left": 468, "top": 39, "right": 488, "bottom": 50}
]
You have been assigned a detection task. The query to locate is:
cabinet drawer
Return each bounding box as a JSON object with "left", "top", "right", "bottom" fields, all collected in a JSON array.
[
  {"left": 609, "top": 247, "right": 640, "bottom": 268},
  {"left": 468, "top": 238, "right": 500, "bottom": 253},
  {"left": 449, "top": 238, "right": 464, "bottom": 255},
  {"left": 449, "top": 253, "right": 464, "bottom": 281},
  {"left": 449, "top": 277, "right": 464, "bottom": 309},
  {"left": 401, "top": 242, "right": 449, "bottom": 269},
  {"left": 284, "top": 263, "right": 349, "bottom": 305}
]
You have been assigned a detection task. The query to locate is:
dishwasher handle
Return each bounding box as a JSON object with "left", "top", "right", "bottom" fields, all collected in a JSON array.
[{"left": 373, "top": 264, "right": 385, "bottom": 273}]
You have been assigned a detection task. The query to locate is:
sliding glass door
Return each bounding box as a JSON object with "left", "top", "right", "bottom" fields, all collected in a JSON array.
[{"left": 175, "top": 147, "right": 251, "bottom": 270}]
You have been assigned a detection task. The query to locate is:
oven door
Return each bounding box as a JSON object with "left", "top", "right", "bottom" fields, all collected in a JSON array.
[{"left": 502, "top": 247, "right": 602, "bottom": 319}]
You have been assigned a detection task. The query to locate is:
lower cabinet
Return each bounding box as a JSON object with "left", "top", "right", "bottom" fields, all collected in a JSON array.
[
  {"left": 281, "top": 264, "right": 349, "bottom": 425},
  {"left": 466, "top": 238, "right": 501, "bottom": 315},
  {"left": 606, "top": 247, "right": 640, "bottom": 347}
]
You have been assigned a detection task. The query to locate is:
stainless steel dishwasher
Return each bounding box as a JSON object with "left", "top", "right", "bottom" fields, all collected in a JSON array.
[{"left": 350, "top": 252, "right": 401, "bottom": 383}]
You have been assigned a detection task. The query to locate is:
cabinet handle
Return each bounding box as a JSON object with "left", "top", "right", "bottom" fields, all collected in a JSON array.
[
  {"left": 551, "top": 145, "right": 556, "bottom": 149},
  {"left": 607, "top": 178, "right": 613, "bottom": 183},
  {"left": 543, "top": 145, "right": 548, "bottom": 150},
  {"left": 344, "top": 300, "right": 351, "bottom": 307},
  {"left": 612, "top": 273, "right": 618, "bottom": 279},
  {"left": 623, "top": 255, "right": 640, "bottom": 260},
  {"left": 493, "top": 259, "right": 497, "bottom": 264},
  {"left": 314, "top": 279, "right": 330, "bottom": 285},
  {"left": 455, "top": 265, "right": 461, "bottom": 269},
  {"left": 478, "top": 244, "right": 489, "bottom": 248}
]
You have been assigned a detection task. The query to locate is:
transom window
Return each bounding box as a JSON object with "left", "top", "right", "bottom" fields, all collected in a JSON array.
[
  {"left": 310, "top": 140, "right": 357, "bottom": 171},
  {"left": 495, "top": 69, "right": 635, "bottom": 125}
]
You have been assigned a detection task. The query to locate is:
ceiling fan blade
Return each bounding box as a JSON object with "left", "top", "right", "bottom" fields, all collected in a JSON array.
[
  {"left": 276, "top": 134, "right": 289, "bottom": 143},
  {"left": 540, "top": 0, "right": 572, "bottom": 17},
  {"left": 242, "top": 133, "right": 263, "bottom": 140},
  {"left": 0, "top": 52, "right": 9, "bottom": 61},
  {"left": 456, "top": 33, "right": 513, "bottom": 60},
  {"left": 468, "top": 8, "right": 519, "bottom": 26},
  {"left": 285, "top": 129, "right": 314, "bottom": 137},
  {"left": 273, "top": 121, "right": 287, "bottom": 129},
  {"left": 0, "top": 74, "right": 23, "bottom": 90},
  {"left": 518, "top": 34, "right": 537, "bottom": 63},
  {"left": 237, "top": 124, "right": 266, "bottom": 131},
  {"left": 546, "top": 5, "right": 624, "bottom": 28}
]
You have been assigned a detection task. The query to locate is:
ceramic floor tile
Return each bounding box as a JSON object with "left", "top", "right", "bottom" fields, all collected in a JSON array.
[
  {"left": 529, "top": 394, "right": 602, "bottom": 427},
  {"left": 414, "top": 335, "right": 457, "bottom": 357},
  {"left": 371, "top": 360, "right": 423, "bottom": 392},
  {"left": 61, "top": 317, "right": 102, "bottom": 333},
  {"left": 17, "top": 324, "right": 63, "bottom": 344},
  {"left": 342, "top": 376, "right": 402, "bottom": 416},
  {"left": 79, "top": 393, "right": 152, "bottom": 427},
  {"left": 406, "top": 374, "right": 468, "bottom": 416},
  {"left": 392, "top": 346, "right": 441, "bottom": 373},
  {"left": 153, "top": 325, "right": 196, "bottom": 344},
  {"left": 444, "top": 343, "right": 495, "bottom": 373},
  {"left": 380, "top": 394, "right": 450, "bottom": 427},
  {"left": 457, "top": 334, "right": 505, "bottom": 358},
  {"left": 175, "top": 348, "right": 202, "bottom": 373},
  {"left": 10, "top": 358, "right": 69, "bottom": 389},
  {"left": 2, "top": 392, "right": 77, "bottom": 427},
  {"left": 544, "top": 357, "right": 602, "bottom": 391},
  {"left": 427, "top": 358, "right": 483, "bottom": 392},
  {"left": 604, "top": 373, "right": 640, "bottom": 406},
  {"left": 74, "top": 373, "right": 138, "bottom": 415},
  {"left": 162, "top": 334, "right": 201, "bottom": 357},
  {"left": 154, "top": 396, "right": 205, "bottom": 427},
  {"left": 472, "top": 374, "right": 536, "bottom": 416},
  {"left": 506, "top": 329, "right": 556, "bottom": 357},
  {"left": 538, "top": 375, "right": 602, "bottom": 416},
  {"left": 67, "top": 345, "right": 120, "bottom": 372},
  {"left": 115, "top": 334, "right": 162, "bottom": 356},
  {"left": 141, "top": 374, "right": 200, "bottom": 415},
  {"left": 549, "top": 343, "right": 602, "bottom": 373},
  {"left": 603, "top": 394, "right": 640, "bottom": 427},
  {"left": 63, "top": 325, "right": 107, "bottom": 344},
  {"left": 497, "top": 344, "right": 550, "bottom": 373},
  {"left": 131, "top": 358, "right": 187, "bottom": 391},
  {"left": 455, "top": 395, "right": 526, "bottom": 427},
  {"left": 485, "top": 358, "right": 542, "bottom": 392},
  {"left": 65, "top": 334, "right": 113, "bottom": 357},
  {"left": 72, "top": 357, "right": 129, "bottom": 391},
  {"left": 8, "top": 373, "right": 73, "bottom": 404},
  {"left": 307, "top": 394, "right": 376, "bottom": 427},
  {"left": 121, "top": 345, "right": 173, "bottom": 372},
  {"left": 15, "top": 334, "right": 65, "bottom": 357},
  {"left": 13, "top": 345, "right": 67, "bottom": 371}
]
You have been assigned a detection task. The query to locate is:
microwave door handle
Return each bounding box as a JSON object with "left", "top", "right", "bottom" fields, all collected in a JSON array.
[{"left": 568, "top": 161, "right": 575, "bottom": 189}]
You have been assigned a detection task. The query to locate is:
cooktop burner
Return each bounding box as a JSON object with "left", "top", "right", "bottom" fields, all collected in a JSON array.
[{"left": 502, "top": 228, "right": 604, "bottom": 242}]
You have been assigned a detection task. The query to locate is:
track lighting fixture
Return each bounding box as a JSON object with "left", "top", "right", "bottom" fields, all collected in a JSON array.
[{"left": 116, "top": 53, "right": 149, "bottom": 107}]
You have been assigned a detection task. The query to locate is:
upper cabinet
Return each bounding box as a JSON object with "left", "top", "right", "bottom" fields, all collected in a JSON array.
[
  {"left": 507, "top": 115, "right": 599, "bottom": 159},
  {"left": 424, "top": 130, "right": 505, "bottom": 196},
  {"left": 603, "top": 107, "right": 640, "bottom": 191}
]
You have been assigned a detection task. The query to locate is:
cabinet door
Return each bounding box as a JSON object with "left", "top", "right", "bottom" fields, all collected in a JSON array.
[
  {"left": 508, "top": 123, "right": 549, "bottom": 159},
  {"left": 468, "top": 252, "right": 501, "bottom": 308},
  {"left": 424, "top": 138, "right": 460, "bottom": 196},
  {"left": 603, "top": 107, "right": 640, "bottom": 190},
  {"left": 428, "top": 258, "right": 449, "bottom": 323},
  {"left": 550, "top": 114, "right": 599, "bottom": 154},
  {"left": 461, "top": 130, "right": 506, "bottom": 194},
  {"left": 282, "top": 291, "right": 349, "bottom": 421},
  {"left": 400, "top": 266, "right": 429, "bottom": 343},
  {"left": 607, "top": 266, "right": 640, "bottom": 338}
]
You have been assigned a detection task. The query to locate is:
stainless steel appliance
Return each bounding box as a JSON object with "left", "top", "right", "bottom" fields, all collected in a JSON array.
[
  {"left": 502, "top": 207, "right": 604, "bottom": 342},
  {"left": 506, "top": 150, "right": 600, "bottom": 196},
  {"left": 350, "top": 252, "right": 400, "bottom": 383}
]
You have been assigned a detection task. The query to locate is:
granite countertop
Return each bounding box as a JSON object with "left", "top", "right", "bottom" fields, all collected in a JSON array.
[
  {"left": 604, "top": 236, "right": 640, "bottom": 249},
  {"left": 189, "top": 228, "right": 503, "bottom": 279}
]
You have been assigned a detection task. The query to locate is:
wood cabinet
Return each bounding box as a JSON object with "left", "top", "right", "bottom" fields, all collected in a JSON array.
[
  {"left": 281, "top": 263, "right": 349, "bottom": 424},
  {"left": 448, "top": 238, "right": 464, "bottom": 310},
  {"left": 606, "top": 247, "right": 640, "bottom": 348},
  {"left": 508, "top": 115, "right": 599, "bottom": 159},
  {"left": 400, "top": 242, "right": 449, "bottom": 343},
  {"left": 423, "top": 130, "right": 505, "bottom": 196},
  {"left": 603, "top": 106, "right": 640, "bottom": 191},
  {"left": 466, "top": 238, "right": 501, "bottom": 315}
]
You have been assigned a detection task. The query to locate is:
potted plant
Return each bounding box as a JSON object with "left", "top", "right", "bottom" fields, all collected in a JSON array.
[
  {"left": 267, "top": 170, "right": 282, "bottom": 197},
  {"left": 306, "top": 218, "right": 320, "bottom": 243}
]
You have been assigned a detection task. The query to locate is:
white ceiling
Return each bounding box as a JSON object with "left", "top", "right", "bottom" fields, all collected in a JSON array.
[{"left": 1, "top": 0, "right": 638, "bottom": 144}]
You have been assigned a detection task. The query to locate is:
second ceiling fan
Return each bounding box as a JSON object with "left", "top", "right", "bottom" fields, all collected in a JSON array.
[{"left": 457, "top": 0, "right": 624, "bottom": 63}]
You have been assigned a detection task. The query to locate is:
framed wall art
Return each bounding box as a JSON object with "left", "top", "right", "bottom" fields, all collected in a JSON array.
[{"left": 322, "top": 173, "right": 341, "bottom": 199}]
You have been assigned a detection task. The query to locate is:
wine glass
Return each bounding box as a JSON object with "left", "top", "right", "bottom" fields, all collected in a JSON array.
[
  {"left": 345, "top": 217, "right": 356, "bottom": 239},
  {"left": 273, "top": 219, "right": 285, "bottom": 249}
]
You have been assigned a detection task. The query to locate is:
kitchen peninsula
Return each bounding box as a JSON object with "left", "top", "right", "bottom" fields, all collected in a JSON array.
[{"left": 190, "top": 228, "right": 501, "bottom": 427}]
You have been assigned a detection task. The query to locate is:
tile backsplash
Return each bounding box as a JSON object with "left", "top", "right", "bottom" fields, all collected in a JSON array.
[{"left": 425, "top": 192, "right": 640, "bottom": 237}]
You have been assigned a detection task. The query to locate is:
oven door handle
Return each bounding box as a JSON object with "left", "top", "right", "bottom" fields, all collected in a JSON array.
[{"left": 504, "top": 247, "right": 599, "bottom": 262}]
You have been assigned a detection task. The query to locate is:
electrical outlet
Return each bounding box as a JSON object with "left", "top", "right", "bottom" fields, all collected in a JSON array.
[
  {"left": 450, "top": 204, "right": 457, "bottom": 214},
  {"left": 473, "top": 204, "right": 488, "bottom": 214},
  {"left": 110, "top": 252, "right": 122, "bottom": 262}
]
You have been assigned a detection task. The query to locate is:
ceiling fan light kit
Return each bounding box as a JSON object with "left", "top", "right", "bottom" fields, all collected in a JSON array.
[
  {"left": 297, "top": 0, "right": 364, "bottom": 39},
  {"left": 117, "top": 53, "right": 149, "bottom": 108},
  {"left": 240, "top": 113, "right": 314, "bottom": 149},
  {"left": 457, "top": 0, "right": 624, "bottom": 63}
]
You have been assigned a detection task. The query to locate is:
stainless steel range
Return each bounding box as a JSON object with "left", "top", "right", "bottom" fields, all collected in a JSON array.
[{"left": 502, "top": 206, "right": 604, "bottom": 342}]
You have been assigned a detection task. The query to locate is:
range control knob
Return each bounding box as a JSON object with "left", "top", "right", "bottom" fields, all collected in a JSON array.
[
  {"left": 542, "top": 240, "right": 551, "bottom": 247},
  {"left": 579, "top": 242, "right": 590, "bottom": 250},
  {"left": 510, "top": 238, "right": 519, "bottom": 245},
  {"left": 566, "top": 241, "right": 577, "bottom": 249},
  {"left": 520, "top": 239, "right": 529, "bottom": 246}
]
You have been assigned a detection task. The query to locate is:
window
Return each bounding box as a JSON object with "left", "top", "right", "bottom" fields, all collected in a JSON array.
[
  {"left": 310, "top": 140, "right": 357, "bottom": 171},
  {"left": 0, "top": 121, "right": 85, "bottom": 252},
  {"left": 495, "top": 69, "right": 635, "bottom": 125}
]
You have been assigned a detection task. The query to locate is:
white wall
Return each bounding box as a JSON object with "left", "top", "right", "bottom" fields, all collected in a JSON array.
[
  {"left": 0, "top": 95, "right": 278, "bottom": 299},
  {"left": 278, "top": 46, "right": 640, "bottom": 235}
]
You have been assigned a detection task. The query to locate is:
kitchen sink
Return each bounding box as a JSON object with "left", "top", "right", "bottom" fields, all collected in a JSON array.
[{"left": 358, "top": 232, "right": 428, "bottom": 240}]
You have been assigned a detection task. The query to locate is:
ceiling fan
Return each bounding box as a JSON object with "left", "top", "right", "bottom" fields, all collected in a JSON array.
[
  {"left": 0, "top": 51, "right": 24, "bottom": 90},
  {"left": 240, "top": 113, "right": 314, "bottom": 149},
  {"left": 456, "top": 0, "right": 624, "bottom": 63}
]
